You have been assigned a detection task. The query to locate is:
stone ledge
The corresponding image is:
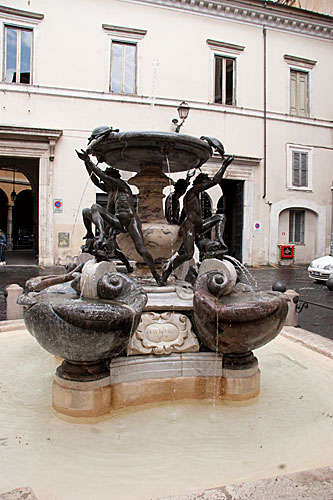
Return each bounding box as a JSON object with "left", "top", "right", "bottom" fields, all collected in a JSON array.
[
  {"left": 0, "top": 319, "right": 25, "bottom": 333},
  {"left": 155, "top": 465, "right": 333, "bottom": 500},
  {"left": 0, "top": 487, "right": 38, "bottom": 500},
  {"left": 281, "top": 326, "right": 333, "bottom": 360}
]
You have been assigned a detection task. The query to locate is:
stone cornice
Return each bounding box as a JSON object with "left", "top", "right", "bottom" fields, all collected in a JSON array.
[
  {"left": 120, "top": 0, "right": 333, "bottom": 40},
  {"left": 0, "top": 5, "right": 44, "bottom": 23},
  {"left": 0, "top": 125, "right": 62, "bottom": 142},
  {"left": 206, "top": 39, "right": 245, "bottom": 54},
  {"left": 284, "top": 54, "right": 317, "bottom": 68},
  {"left": 102, "top": 24, "right": 147, "bottom": 39}
]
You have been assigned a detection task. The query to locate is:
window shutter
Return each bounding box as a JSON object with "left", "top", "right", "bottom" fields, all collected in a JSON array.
[
  {"left": 290, "top": 70, "right": 297, "bottom": 115},
  {"left": 215, "top": 56, "right": 223, "bottom": 104},
  {"left": 298, "top": 72, "right": 308, "bottom": 116},
  {"left": 300, "top": 152, "right": 308, "bottom": 186},
  {"left": 292, "top": 151, "right": 300, "bottom": 186}
]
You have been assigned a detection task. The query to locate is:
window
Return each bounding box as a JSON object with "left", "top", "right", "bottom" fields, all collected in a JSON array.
[
  {"left": 103, "top": 24, "right": 146, "bottom": 95},
  {"left": 284, "top": 55, "right": 316, "bottom": 117},
  {"left": 287, "top": 144, "right": 312, "bottom": 191},
  {"left": 110, "top": 41, "right": 136, "bottom": 94},
  {"left": 292, "top": 150, "right": 308, "bottom": 187},
  {"left": 4, "top": 26, "right": 32, "bottom": 84},
  {"left": 290, "top": 70, "right": 308, "bottom": 116},
  {"left": 206, "top": 39, "right": 244, "bottom": 106},
  {"left": 215, "top": 56, "right": 235, "bottom": 105},
  {"left": 289, "top": 210, "right": 305, "bottom": 244}
]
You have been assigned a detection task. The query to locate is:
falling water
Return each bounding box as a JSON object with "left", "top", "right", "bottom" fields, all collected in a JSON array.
[
  {"left": 150, "top": 58, "right": 159, "bottom": 129},
  {"left": 225, "top": 255, "right": 258, "bottom": 289},
  {"left": 165, "top": 153, "right": 176, "bottom": 275},
  {"left": 71, "top": 170, "right": 94, "bottom": 252},
  {"left": 165, "top": 152, "right": 179, "bottom": 419},
  {"left": 210, "top": 309, "right": 220, "bottom": 419}
]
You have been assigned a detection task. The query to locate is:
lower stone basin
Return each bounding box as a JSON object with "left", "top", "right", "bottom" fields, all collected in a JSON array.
[
  {"left": 18, "top": 273, "right": 147, "bottom": 380},
  {"left": 193, "top": 271, "right": 289, "bottom": 366}
]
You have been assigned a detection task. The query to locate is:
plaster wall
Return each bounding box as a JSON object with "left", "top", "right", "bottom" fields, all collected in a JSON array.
[
  {"left": 278, "top": 208, "right": 317, "bottom": 263},
  {"left": 0, "top": 0, "right": 332, "bottom": 265}
]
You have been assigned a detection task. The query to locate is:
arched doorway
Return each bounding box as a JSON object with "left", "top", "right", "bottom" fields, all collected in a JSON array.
[{"left": 278, "top": 207, "right": 317, "bottom": 264}]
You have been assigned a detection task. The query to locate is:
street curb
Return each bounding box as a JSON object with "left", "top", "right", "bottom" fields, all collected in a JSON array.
[
  {"left": 281, "top": 326, "right": 333, "bottom": 360},
  {"left": 0, "top": 319, "right": 26, "bottom": 333}
]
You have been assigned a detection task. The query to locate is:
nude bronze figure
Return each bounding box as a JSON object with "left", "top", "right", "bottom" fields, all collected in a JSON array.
[
  {"left": 164, "top": 170, "right": 195, "bottom": 225},
  {"left": 76, "top": 149, "right": 163, "bottom": 285},
  {"left": 161, "top": 155, "right": 234, "bottom": 283}
]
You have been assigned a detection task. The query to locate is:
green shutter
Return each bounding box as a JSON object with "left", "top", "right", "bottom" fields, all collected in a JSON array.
[
  {"left": 298, "top": 72, "right": 308, "bottom": 116},
  {"left": 292, "top": 151, "right": 300, "bottom": 186},
  {"left": 290, "top": 70, "right": 297, "bottom": 115},
  {"left": 300, "top": 152, "right": 308, "bottom": 186}
]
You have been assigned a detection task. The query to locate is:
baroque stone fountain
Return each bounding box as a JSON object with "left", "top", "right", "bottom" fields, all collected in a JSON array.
[{"left": 18, "top": 127, "right": 288, "bottom": 419}]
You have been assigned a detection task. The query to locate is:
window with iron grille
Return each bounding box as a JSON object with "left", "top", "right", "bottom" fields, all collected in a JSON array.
[{"left": 289, "top": 209, "right": 305, "bottom": 244}]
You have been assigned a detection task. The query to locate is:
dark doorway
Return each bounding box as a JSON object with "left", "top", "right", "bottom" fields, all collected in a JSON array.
[
  {"left": 218, "top": 179, "right": 244, "bottom": 262},
  {"left": 0, "top": 189, "right": 8, "bottom": 234},
  {"left": 13, "top": 190, "right": 35, "bottom": 249},
  {"left": 0, "top": 158, "right": 39, "bottom": 257},
  {"left": 200, "top": 191, "right": 212, "bottom": 239}
]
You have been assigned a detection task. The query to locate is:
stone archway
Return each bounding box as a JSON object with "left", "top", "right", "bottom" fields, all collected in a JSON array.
[{"left": 269, "top": 199, "right": 326, "bottom": 263}]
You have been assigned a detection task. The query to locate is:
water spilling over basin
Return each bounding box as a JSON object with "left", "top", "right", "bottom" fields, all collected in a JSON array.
[{"left": 193, "top": 271, "right": 288, "bottom": 366}]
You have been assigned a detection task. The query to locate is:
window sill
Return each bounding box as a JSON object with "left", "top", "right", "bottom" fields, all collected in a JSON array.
[
  {"left": 287, "top": 187, "right": 312, "bottom": 192},
  {"left": 214, "top": 102, "right": 235, "bottom": 107},
  {"left": 110, "top": 91, "right": 137, "bottom": 96},
  {"left": 289, "top": 112, "right": 310, "bottom": 118}
]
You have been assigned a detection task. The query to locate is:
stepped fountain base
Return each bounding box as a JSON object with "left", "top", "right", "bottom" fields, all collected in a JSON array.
[{"left": 52, "top": 353, "right": 261, "bottom": 418}]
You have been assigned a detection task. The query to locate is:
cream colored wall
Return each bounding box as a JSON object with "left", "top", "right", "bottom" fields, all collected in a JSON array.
[
  {"left": 278, "top": 209, "right": 317, "bottom": 263},
  {"left": 0, "top": 0, "right": 332, "bottom": 265}
]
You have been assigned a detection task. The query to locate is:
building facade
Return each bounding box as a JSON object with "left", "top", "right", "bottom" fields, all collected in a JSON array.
[{"left": 0, "top": 0, "right": 332, "bottom": 266}]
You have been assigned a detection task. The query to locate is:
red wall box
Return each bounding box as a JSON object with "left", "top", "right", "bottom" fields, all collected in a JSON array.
[{"left": 280, "top": 245, "right": 295, "bottom": 259}]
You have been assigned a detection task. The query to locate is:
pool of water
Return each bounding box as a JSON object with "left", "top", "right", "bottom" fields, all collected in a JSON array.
[{"left": 0, "top": 329, "right": 332, "bottom": 500}]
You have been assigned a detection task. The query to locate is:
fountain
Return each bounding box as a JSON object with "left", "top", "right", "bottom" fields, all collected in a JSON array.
[{"left": 18, "top": 127, "right": 288, "bottom": 419}]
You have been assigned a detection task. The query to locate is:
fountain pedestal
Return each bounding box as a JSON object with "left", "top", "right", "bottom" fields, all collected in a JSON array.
[{"left": 53, "top": 375, "right": 112, "bottom": 419}]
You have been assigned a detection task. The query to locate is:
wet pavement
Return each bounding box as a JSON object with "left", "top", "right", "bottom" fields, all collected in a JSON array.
[
  {"left": 0, "top": 252, "right": 332, "bottom": 339},
  {"left": 0, "top": 250, "right": 64, "bottom": 321},
  {"left": 248, "top": 265, "right": 333, "bottom": 340}
]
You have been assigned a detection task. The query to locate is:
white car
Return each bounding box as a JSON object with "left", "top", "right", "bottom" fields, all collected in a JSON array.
[{"left": 308, "top": 254, "right": 333, "bottom": 282}]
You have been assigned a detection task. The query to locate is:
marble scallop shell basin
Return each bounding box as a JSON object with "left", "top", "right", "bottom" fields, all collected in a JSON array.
[
  {"left": 193, "top": 271, "right": 289, "bottom": 358},
  {"left": 87, "top": 131, "right": 212, "bottom": 172},
  {"left": 18, "top": 273, "right": 147, "bottom": 376}
]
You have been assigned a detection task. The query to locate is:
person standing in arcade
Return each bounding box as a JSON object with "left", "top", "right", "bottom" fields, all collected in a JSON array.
[{"left": 0, "top": 229, "right": 7, "bottom": 265}]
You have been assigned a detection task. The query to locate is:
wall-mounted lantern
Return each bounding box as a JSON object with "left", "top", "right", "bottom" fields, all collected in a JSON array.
[{"left": 172, "top": 101, "right": 190, "bottom": 133}]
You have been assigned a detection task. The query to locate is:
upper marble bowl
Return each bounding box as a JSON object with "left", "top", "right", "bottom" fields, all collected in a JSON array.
[{"left": 87, "top": 131, "right": 211, "bottom": 173}]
